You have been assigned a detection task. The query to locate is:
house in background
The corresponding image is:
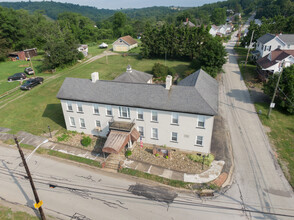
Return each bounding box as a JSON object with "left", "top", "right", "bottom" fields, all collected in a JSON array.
[
  {"left": 77, "top": 44, "right": 88, "bottom": 57},
  {"left": 112, "top": 35, "right": 138, "bottom": 52},
  {"left": 256, "top": 48, "right": 294, "bottom": 81},
  {"left": 57, "top": 69, "right": 218, "bottom": 155},
  {"left": 182, "top": 18, "right": 196, "bottom": 27},
  {"left": 253, "top": 33, "right": 294, "bottom": 59},
  {"left": 209, "top": 24, "right": 233, "bottom": 37},
  {"left": 9, "top": 48, "right": 37, "bottom": 61},
  {"left": 113, "top": 65, "right": 153, "bottom": 84}
]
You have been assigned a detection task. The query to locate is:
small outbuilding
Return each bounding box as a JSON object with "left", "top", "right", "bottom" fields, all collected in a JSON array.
[
  {"left": 99, "top": 42, "right": 108, "bottom": 48},
  {"left": 9, "top": 48, "right": 37, "bottom": 61},
  {"left": 112, "top": 35, "right": 138, "bottom": 52},
  {"left": 77, "top": 44, "right": 88, "bottom": 57}
]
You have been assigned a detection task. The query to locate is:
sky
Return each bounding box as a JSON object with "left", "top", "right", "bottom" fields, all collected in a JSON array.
[{"left": 2, "top": 0, "right": 223, "bottom": 9}]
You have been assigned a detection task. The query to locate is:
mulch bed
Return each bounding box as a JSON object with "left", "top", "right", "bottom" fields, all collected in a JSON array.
[{"left": 129, "top": 145, "right": 209, "bottom": 174}]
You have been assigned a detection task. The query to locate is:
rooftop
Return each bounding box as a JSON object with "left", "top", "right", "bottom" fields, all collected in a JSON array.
[
  {"left": 57, "top": 69, "right": 218, "bottom": 116},
  {"left": 113, "top": 65, "right": 152, "bottom": 83}
]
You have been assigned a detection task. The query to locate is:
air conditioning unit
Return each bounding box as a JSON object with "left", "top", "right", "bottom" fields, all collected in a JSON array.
[{"left": 96, "top": 126, "right": 101, "bottom": 132}]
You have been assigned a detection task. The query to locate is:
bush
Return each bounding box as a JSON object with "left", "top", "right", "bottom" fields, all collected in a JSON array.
[
  {"left": 187, "top": 154, "right": 214, "bottom": 166},
  {"left": 81, "top": 136, "right": 92, "bottom": 147},
  {"left": 77, "top": 52, "right": 84, "bottom": 60},
  {"left": 152, "top": 63, "right": 176, "bottom": 79},
  {"left": 125, "top": 150, "right": 132, "bottom": 157},
  {"left": 57, "top": 133, "right": 69, "bottom": 142}
]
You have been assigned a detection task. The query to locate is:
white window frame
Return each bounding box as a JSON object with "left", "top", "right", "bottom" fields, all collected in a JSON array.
[
  {"left": 138, "top": 126, "right": 144, "bottom": 137},
  {"left": 66, "top": 101, "right": 73, "bottom": 111},
  {"left": 119, "top": 106, "right": 130, "bottom": 118},
  {"left": 79, "top": 118, "right": 86, "bottom": 128},
  {"left": 93, "top": 104, "right": 99, "bottom": 115},
  {"left": 137, "top": 108, "right": 144, "bottom": 120},
  {"left": 195, "top": 136, "right": 203, "bottom": 146},
  {"left": 151, "top": 128, "right": 158, "bottom": 139},
  {"left": 151, "top": 111, "right": 158, "bottom": 122},
  {"left": 106, "top": 105, "right": 112, "bottom": 116},
  {"left": 69, "top": 117, "right": 75, "bottom": 127},
  {"left": 171, "top": 132, "right": 178, "bottom": 142},
  {"left": 197, "top": 115, "right": 205, "bottom": 128},
  {"left": 77, "top": 102, "right": 83, "bottom": 113},
  {"left": 171, "top": 113, "right": 179, "bottom": 124},
  {"left": 95, "top": 120, "right": 101, "bottom": 127}
]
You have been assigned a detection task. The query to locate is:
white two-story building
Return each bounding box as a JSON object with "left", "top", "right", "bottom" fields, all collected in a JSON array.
[
  {"left": 57, "top": 69, "right": 218, "bottom": 154},
  {"left": 254, "top": 33, "right": 294, "bottom": 59}
]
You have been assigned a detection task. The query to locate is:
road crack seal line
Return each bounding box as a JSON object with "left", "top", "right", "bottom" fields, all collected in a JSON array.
[{"left": 236, "top": 181, "right": 251, "bottom": 220}]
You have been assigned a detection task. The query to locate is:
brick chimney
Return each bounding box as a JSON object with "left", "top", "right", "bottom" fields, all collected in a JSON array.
[
  {"left": 91, "top": 72, "right": 99, "bottom": 83},
  {"left": 186, "top": 18, "right": 189, "bottom": 23},
  {"left": 165, "top": 75, "right": 172, "bottom": 90}
]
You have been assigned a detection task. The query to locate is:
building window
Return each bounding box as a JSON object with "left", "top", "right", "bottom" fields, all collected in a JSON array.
[
  {"left": 171, "top": 113, "right": 179, "bottom": 124},
  {"left": 138, "top": 126, "right": 144, "bottom": 137},
  {"left": 93, "top": 104, "right": 99, "bottom": 114},
  {"left": 151, "top": 111, "right": 158, "bottom": 122},
  {"left": 171, "top": 132, "right": 178, "bottom": 142},
  {"left": 95, "top": 120, "right": 101, "bottom": 127},
  {"left": 196, "top": 136, "right": 203, "bottom": 146},
  {"left": 69, "top": 117, "right": 75, "bottom": 127},
  {"left": 137, "top": 109, "right": 144, "bottom": 120},
  {"left": 264, "top": 45, "right": 267, "bottom": 51},
  {"left": 119, "top": 106, "right": 130, "bottom": 118},
  {"left": 77, "top": 102, "right": 83, "bottom": 113},
  {"left": 106, "top": 105, "right": 112, "bottom": 116},
  {"left": 197, "top": 116, "right": 205, "bottom": 128},
  {"left": 66, "top": 101, "right": 73, "bottom": 111},
  {"left": 268, "top": 46, "right": 271, "bottom": 51},
  {"left": 151, "top": 128, "right": 158, "bottom": 139},
  {"left": 80, "top": 118, "right": 86, "bottom": 128}
]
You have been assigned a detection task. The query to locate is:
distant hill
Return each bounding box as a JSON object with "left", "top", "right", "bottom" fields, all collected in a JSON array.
[
  {"left": 0, "top": 1, "right": 179, "bottom": 22},
  {"left": 0, "top": 1, "right": 115, "bottom": 21}
]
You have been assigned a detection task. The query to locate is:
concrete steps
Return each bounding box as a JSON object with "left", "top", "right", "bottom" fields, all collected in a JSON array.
[{"left": 104, "top": 153, "right": 125, "bottom": 171}]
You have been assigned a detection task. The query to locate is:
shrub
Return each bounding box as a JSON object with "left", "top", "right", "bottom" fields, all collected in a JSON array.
[
  {"left": 125, "top": 150, "right": 132, "bottom": 157},
  {"left": 77, "top": 52, "right": 84, "bottom": 60},
  {"left": 57, "top": 133, "right": 69, "bottom": 142},
  {"left": 165, "top": 155, "right": 169, "bottom": 159},
  {"left": 187, "top": 154, "right": 214, "bottom": 166},
  {"left": 81, "top": 136, "right": 92, "bottom": 147},
  {"left": 155, "top": 153, "right": 159, "bottom": 157},
  {"left": 152, "top": 63, "right": 176, "bottom": 79}
]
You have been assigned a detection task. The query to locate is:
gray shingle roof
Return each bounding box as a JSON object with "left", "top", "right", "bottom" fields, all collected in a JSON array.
[
  {"left": 113, "top": 65, "right": 153, "bottom": 83},
  {"left": 257, "top": 33, "right": 275, "bottom": 44},
  {"left": 279, "top": 34, "right": 294, "bottom": 45},
  {"left": 57, "top": 69, "right": 218, "bottom": 116}
]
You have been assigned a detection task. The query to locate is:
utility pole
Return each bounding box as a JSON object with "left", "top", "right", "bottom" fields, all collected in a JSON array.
[
  {"left": 14, "top": 137, "right": 46, "bottom": 220},
  {"left": 28, "top": 54, "right": 36, "bottom": 78},
  {"left": 267, "top": 69, "right": 283, "bottom": 118},
  {"left": 245, "top": 30, "right": 254, "bottom": 67}
]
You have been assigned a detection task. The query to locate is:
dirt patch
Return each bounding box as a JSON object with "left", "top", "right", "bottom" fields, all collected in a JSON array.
[
  {"left": 263, "top": 125, "right": 271, "bottom": 133},
  {"left": 129, "top": 145, "right": 209, "bottom": 174}
]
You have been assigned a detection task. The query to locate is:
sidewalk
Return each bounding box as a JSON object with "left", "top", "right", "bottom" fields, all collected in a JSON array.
[{"left": 0, "top": 127, "right": 227, "bottom": 185}]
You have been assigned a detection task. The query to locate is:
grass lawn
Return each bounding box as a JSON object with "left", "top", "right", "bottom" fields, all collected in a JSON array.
[
  {"left": 255, "top": 103, "right": 294, "bottom": 188},
  {"left": 0, "top": 55, "right": 191, "bottom": 135},
  {"left": 234, "top": 46, "right": 262, "bottom": 88},
  {"left": 0, "top": 205, "right": 38, "bottom": 220}
]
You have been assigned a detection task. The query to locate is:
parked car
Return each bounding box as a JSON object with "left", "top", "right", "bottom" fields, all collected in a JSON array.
[
  {"left": 24, "top": 67, "right": 34, "bottom": 75},
  {"left": 20, "top": 77, "right": 44, "bottom": 90},
  {"left": 8, "top": 72, "right": 26, "bottom": 81}
]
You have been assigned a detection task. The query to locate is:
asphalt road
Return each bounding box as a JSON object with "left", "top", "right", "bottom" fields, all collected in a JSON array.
[
  {"left": 218, "top": 18, "right": 294, "bottom": 219},
  {"left": 0, "top": 144, "right": 252, "bottom": 220}
]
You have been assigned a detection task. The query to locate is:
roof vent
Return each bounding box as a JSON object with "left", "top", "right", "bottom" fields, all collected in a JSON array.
[
  {"left": 91, "top": 72, "right": 99, "bottom": 83},
  {"left": 126, "top": 65, "right": 132, "bottom": 73},
  {"left": 165, "top": 75, "right": 172, "bottom": 90}
]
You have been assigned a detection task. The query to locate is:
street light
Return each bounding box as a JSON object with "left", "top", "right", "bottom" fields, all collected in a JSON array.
[{"left": 48, "top": 125, "right": 52, "bottom": 138}]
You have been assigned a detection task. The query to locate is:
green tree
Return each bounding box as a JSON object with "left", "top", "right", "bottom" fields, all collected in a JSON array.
[
  {"left": 263, "top": 66, "right": 294, "bottom": 114},
  {"left": 112, "top": 12, "right": 127, "bottom": 37},
  {"left": 211, "top": 8, "right": 226, "bottom": 25},
  {"left": 191, "top": 37, "right": 226, "bottom": 78}
]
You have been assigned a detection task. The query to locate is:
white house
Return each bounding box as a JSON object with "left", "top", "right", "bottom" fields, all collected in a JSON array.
[
  {"left": 57, "top": 69, "right": 218, "bottom": 155},
  {"left": 254, "top": 33, "right": 294, "bottom": 59},
  {"left": 112, "top": 35, "right": 138, "bottom": 52},
  {"left": 257, "top": 49, "right": 294, "bottom": 80},
  {"left": 209, "top": 24, "right": 233, "bottom": 37},
  {"left": 77, "top": 44, "right": 88, "bottom": 57}
]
